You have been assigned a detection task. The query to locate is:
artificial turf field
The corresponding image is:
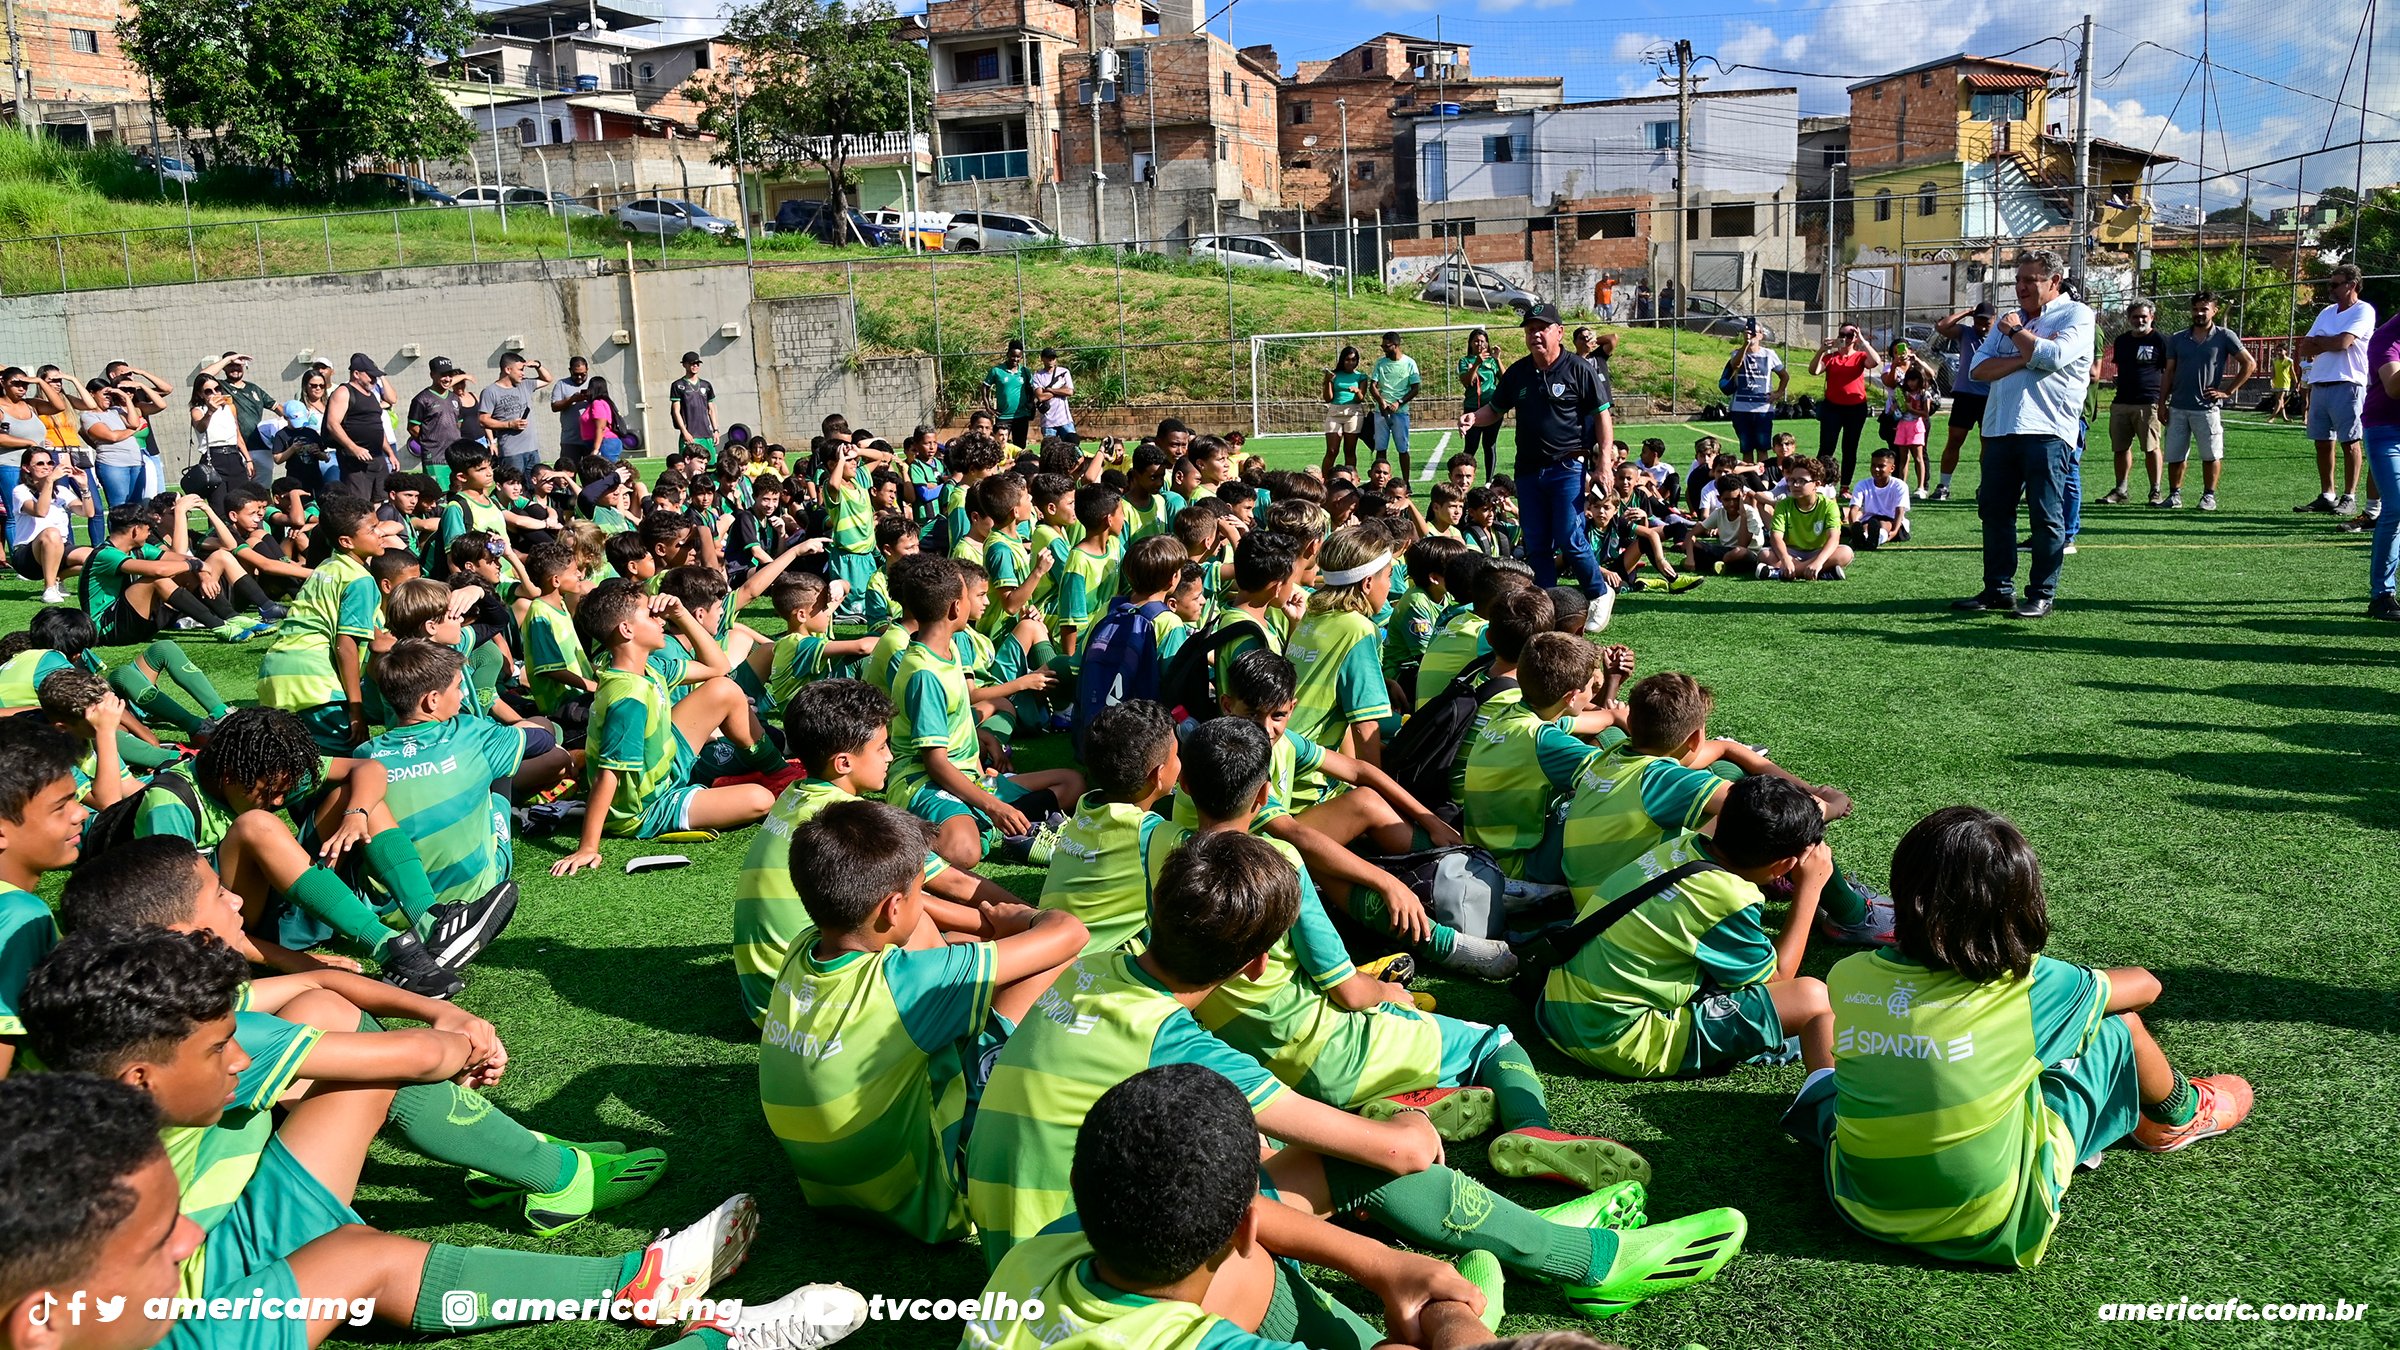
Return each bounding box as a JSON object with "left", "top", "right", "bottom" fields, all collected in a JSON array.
[{"left": 8, "top": 412, "right": 2395, "bottom": 1350}]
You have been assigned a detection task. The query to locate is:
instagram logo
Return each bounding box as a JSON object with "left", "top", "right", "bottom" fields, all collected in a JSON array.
[{"left": 439, "top": 1292, "right": 479, "bottom": 1328}]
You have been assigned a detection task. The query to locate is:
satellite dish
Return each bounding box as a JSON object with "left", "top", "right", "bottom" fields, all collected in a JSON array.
[{"left": 1301, "top": 135, "right": 1318, "bottom": 147}]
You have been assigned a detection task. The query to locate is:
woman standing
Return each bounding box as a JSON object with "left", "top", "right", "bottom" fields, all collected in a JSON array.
[
  {"left": 1812, "top": 324, "right": 1876, "bottom": 489},
  {"left": 281, "top": 367, "right": 334, "bottom": 491},
  {"left": 1457, "top": 328, "right": 1502, "bottom": 476},
  {"left": 580, "top": 376, "right": 625, "bottom": 460},
  {"left": 324, "top": 354, "right": 395, "bottom": 500},
  {"left": 1320, "top": 345, "right": 1369, "bottom": 479},
  {"left": 78, "top": 379, "right": 149, "bottom": 523},
  {"left": 189, "top": 374, "right": 252, "bottom": 514}
]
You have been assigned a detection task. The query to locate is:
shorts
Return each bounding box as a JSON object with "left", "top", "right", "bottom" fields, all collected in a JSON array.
[
  {"left": 1947, "top": 392, "right": 1988, "bottom": 430},
  {"left": 827, "top": 551, "right": 880, "bottom": 613},
  {"left": 159, "top": 1260, "right": 311, "bottom": 1350},
  {"left": 2108, "top": 401, "right": 2163, "bottom": 458},
  {"left": 95, "top": 600, "right": 160, "bottom": 646},
  {"left": 686, "top": 435, "right": 718, "bottom": 460},
  {"left": 636, "top": 782, "right": 704, "bottom": 838},
  {"left": 2162, "top": 407, "right": 2224, "bottom": 464},
  {"left": 202, "top": 1135, "right": 363, "bottom": 1294},
  {"left": 298, "top": 701, "right": 359, "bottom": 755},
  {"left": 902, "top": 774, "right": 1038, "bottom": 833},
  {"left": 1324, "top": 404, "right": 1367, "bottom": 437},
  {"left": 990, "top": 632, "right": 1030, "bottom": 683},
  {"left": 1544, "top": 982, "right": 1784, "bottom": 1078},
  {"left": 7, "top": 539, "right": 59, "bottom": 579},
  {"left": 2307, "top": 382, "right": 2367, "bottom": 442}
]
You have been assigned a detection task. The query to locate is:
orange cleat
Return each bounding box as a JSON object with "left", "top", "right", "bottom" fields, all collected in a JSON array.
[{"left": 2131, "top": 1075, "right": 2253, "bottom": 1153}]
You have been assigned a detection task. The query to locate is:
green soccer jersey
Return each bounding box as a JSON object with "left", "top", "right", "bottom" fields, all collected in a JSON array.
[
  {"left": 1038, "top": 796, "right": 1172, "bottom": 956},
  {"left": 78, "top": 542, "right": 161, "bottom": 619},
  {"left": 591, "top": 505, "right": 635, "bottom": 535},
  {"left": 1414, "top": 611, "right": 1489, "bottom": 706},
  {"left": 1773, "top": 493, "right": 1840, "bottom": 553},
  {"left": 831, "top": 475, "right": 876, "bottom": 556},
  {"left": 167, "top": 1003, "right": 324, "bottom": 1296},
  {"left": 1122, "top": 489, "right": 1185, "bottom": 542},
  {"left": 0, "top": 883, "right": 59, "bottom": 1037},
  {"left": 1284, "top": 609, "right": 1390, "bottom": 801},
  {"left": 360, "top": 715, "right": 524, "bottom": 908},
  {"left": 1170, "top": 728, "right": 1319, "bottom": 831},
  {"left": 589, "top": 661, "right": 692, "bottom": 837},
  {"left": 436, "top": 492, "right": 508, "bottom": 557},
  {"left": 758, "top": 930, "right": 997, "bottom": 1244},
  {"left": 765, "top": 631, "right": 831, "bottom": 712},
  {"left": 733, "top": 778, "right": 949, "bottom": 1026},
  {"left": 966, "top": 950, "right": 1287, "bottom": 1269},
  {"left": 133, "top": 765, "right": 238, "bottom": 855},
  {"left": 257, "top": 554, "right": 378, "bottom": 712},
  {"left": 1205, "top": 610, "right": 1280, "bottom": 712},
  {"left": 1558, "top": 748, "right": 1724, "bottom": 905},
  {"left": 0, "top": 648, "right": 72, "bottom": 710},
  {"left": 1538, "top": 834, "right": 1775, "bottom": 1077},
  {"left": 1462, "top": 699, "right": 1600, "bottom": 879},
  {"left": 861, "top": 624, "right": 911, "bottom": 696},
  {"left": 887, "top": 637, "right": 981, "bottom": 807},
  {"left": 941, "top": 483, "right": 974, "bottom": 550},
  {"left": 523, "top": 597, "right": 594, "bottom": 716},
  {"left": 985, "top": 365, "right": 1029, "bottom": 420},
  {"left": 1821, "top": 950, "right": 2114, "bottom": 1269},
  {"left": 1383, "top": 588, "right": 1441, "bottom": 682},
  {"left": 967, "top": 1229, "right": 1298, "bottom": 1350},
  {"left": 982, "top": 531, "right": 1035, "bottom": 635},
  {"left": 1048, "top": 540, "right": 1122, "bottom": 639}
]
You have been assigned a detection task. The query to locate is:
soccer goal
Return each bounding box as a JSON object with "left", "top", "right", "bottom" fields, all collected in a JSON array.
[{"left": 1248, "top": 324, "right": 1497, "bottom": 440}]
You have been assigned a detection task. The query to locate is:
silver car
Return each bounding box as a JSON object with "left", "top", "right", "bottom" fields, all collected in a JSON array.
[
  {"left": 1190, "top": 233, "right": 1342, "bottom": 282},
  {"left": 457, "top": 185, "right": 602, "bottom": 220},
  {"left": 943, "top": 210, "right": 1082, "bottom": 252},
  {"left": 1417, "top": 263, "right": 1538, "bottom": 312},
  {"left": 615, "top": 197, "right": 741, "bottom": 240}
]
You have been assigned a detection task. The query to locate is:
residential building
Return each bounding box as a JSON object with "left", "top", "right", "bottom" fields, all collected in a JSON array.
[
  {"left": 1275, "top": 33, "right": 1560, "bottom": 225},
  {"left": 1844, "top": 53, "right": 2174, "bottom": 259},
  {"left": 1, "top": 0, "right": 159, "bottom": 148}
]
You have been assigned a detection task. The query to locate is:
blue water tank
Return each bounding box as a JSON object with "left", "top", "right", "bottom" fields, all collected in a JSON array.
[
  {"left": 1432, "top": 102, "right": 1461, "bottom": 117},
  {"left": 574, "top": 73, "right": 601, "bottom": 91}
]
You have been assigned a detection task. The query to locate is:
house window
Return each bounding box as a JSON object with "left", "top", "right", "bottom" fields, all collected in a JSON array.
[
  {"left": 550, "top": 117, "right": 565, "bottom": 142},
  {"left": 1969, "top": 90, "right": 2026, "bottom": 122},
  {"left": 1821, "top": 145, "right": 1847, "bottom": 171},
  {"left": 1223, "top": 72, "right": 1232, "bottom": 95},
  {"left": 1217, "top": 135, "right": 1228, "bottom": 160},
  {"left": 1241, "top": 81, "right": 1249, "bottom": 107},
  {"left": 638, "top": 62, "right": 654, "bottom": 83},
  {"left": 1918, "top": 181, "right": 1938, "bottom": 217},
  {"left": 1644, "top": 120, "right": 1678, "bottom": 151},
  {"left": 1291, "top": 101, "right": 1312, "bottom": 125},
  {"left": 1919, "top": 70, "right": 1932, "bottom": 87},
  {"left": 516, "top": 117, "right": 538, "bottom": 145},
  {"left": 68, "top": 27, "right": 98, "bottom": 52},
  {"left": 1710, "top": 202, "right": 1755, "bottom": 237},
  {"left": 1482, "top": 133, "right": 1526, "bottom": 164},
  {"left": 1395, "top": 92, "right": 1414, "bottom": 107},
  {"left": 1874, "top": 189, "right": 1893, "bottom": 222},
  {"left": 1576, "top": 211, "right": 1634, "bottom": 240},
  {"left": 1357, "top": 159, "right": 1374, "bottom": 181},
  {"left": 951, "top": 47, "right": 1000, "bottom": 83}
]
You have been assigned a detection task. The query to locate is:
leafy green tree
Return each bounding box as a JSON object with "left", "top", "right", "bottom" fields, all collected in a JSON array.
[
  {"left": 2343, "top": 187, "right": 2400, "bottom": 318},
  {"left": 691, "top": 0, "right": 929, "bottom": 244},
  {"left": 119, "top": 0, "right": 477, "bottom": 186},
  {"left": 2145, "top": 246, "right": 2308, "bottom": 342}
]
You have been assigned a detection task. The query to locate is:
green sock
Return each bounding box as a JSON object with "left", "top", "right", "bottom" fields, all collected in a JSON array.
[
  {"left": 1820, "top": 864, "right": 1869, "bottom": 927},
  {"left": 2144, "top": 1069, "right": 2198, "bottom": 1126},
  {"left": 109, "top": 663, "right": 206, "bottom": 736},
  {"left": 1475, "top": 1037, "right": 1553, "bottom": 1132},
  {"left": 1320, "top": 1159, "right": 1611, "bottom": 1284},
  {"left": 362, "top": 830, "right": 442, "bottom": 925},
  {"left": 149, "top": 640, "right": 230, "bottom": 717},
  {"left": 286, "top": 866, "right": 400, "bottom": 954},
  {"left": 112, "top": 730, "right": 179, "bottom": 772},
  {"left": 1012, "top": 690, "right": 1048, "bottom": 728},
  {"left": 1346, "top": 888, "right": 1460, "bottom": 957},
  {"left": 1029, "top": 639, "right": 1060, "bottom": 672},
  {"left": 743, "top": 737, "right": 788, "bottom": 774},
  {"left": 1423, "top": 922, "right": 1457, "bottom": 959},
  {"left": 387, "top": 1081, "right": 576, "bottom": 1193},
  {"left": 410, "top": 1243, "right": 641, "bottom": 1331}
]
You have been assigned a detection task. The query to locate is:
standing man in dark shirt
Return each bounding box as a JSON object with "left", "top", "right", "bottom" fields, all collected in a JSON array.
[
  {"left": 1459, "top": 302, "right": 1617, "bottom": 632},
  {"left": 669, "top": 351, "right": 717, "bottom": 462},
  {"left": 2102, "top": 301, "right": 2169, "bottom": 505},
  {"left": 325, "top": 353, "right": 395, "bottom": 502},
  {"left": 407, "top": 358, "right": 470, "bottom": 489},
  {"left": 551, "top": 355, "right": 594, "bottom": 465}
]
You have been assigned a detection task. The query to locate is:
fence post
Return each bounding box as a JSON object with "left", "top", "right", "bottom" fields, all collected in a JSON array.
[
  {"left": 254, "top": 222, "right": 267, "bottom": 279},
  {"left": 323, "top": 216, "right": 335, "bottom": 274},
  {"left": 1013, "top": 251, "right": 1026, "bottom": 345},
  {"left": 55, "top": 237, "right": 67, "bottom": 295},
  {"left": 928, "top": 253, "right": 944, "bottom": 414},
  {"left": 846, "top": 260, "right": 858, "bottom": 326},
  {"left": 394, "top": 211, "right": 404, "bottom": 268},
  {"left": 1114, "top": 246, "right": 1129, "bottom": 406},
  {"left": 122, "top": 231, "right": 133, "bottom": 289},
  {"left": 189, "top": 222, "right": 201, "bottom": 284},
  {"left": 468, "top": 204, "right": 479, "bottom": 265}
]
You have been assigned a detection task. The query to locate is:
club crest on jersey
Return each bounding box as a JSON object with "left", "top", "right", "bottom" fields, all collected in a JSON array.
[{"left": 1885, "top": 981, "right": 1918, "bottom": 1018}]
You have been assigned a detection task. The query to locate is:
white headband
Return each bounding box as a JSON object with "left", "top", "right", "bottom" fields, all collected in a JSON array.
[{"left": 1321, "top": 551, "right": 1393, "bottom": 587}]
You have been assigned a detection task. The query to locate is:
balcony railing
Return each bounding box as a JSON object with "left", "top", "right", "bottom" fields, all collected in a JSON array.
[
  {"left": 939, "top": 149, "right": 1029, "bottom": 182},
  {"left": 793, "top": 131, "right": 928, "bottom": 161}
]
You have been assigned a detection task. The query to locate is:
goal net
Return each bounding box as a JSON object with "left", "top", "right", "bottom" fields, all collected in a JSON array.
[{"left": 1249, "top": 324, "right": 1495, "bottom": 439}]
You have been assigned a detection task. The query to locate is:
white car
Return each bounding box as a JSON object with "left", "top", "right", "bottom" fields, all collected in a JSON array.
[
  {"left": 455, "top": 185, "right": 602, "bottom": 219},
  {"left": 863, "top": 208, "right": 951, "bottom": 249},
  {"left": 1190, "top": 233, "right": 1342, "bottom": 282},
  {"left": 943, "top": 210, "right": 1082, "bottom": 251}
]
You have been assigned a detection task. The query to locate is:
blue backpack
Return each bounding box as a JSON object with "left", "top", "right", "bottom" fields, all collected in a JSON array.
[{"left": 1072, "top": 597, "right": 1169, "bottom": 754}]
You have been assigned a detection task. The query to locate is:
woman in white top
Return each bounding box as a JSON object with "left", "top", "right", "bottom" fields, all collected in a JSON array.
[
  {"left": 8, "top": 447, "right": 94, "bottom": 602},
  {"left": 190, "top": 372, "right": 253, "bottom": 510}
]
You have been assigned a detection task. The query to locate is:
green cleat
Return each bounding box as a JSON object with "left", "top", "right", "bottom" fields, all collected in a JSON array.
[
  {"left": 1558, "top": 1208, "right": 1747, "bottom": 1320},
  {"left": 1360, "top": 1087, "right": 1495, "bottom": 1141},
  {"left": 521, "top": 1147, "right": 670, "bottom": 1238},
  {"left": 461, "top": 1133, "right": 629, "bottom": 1208},
  {"left": 1489, "top": 1127, "right": 1652, "bottom": 1190},
  {"left": 1534, "top": 1179, "right": 1648, "bottom": 1231},
  {"left": 1455, "top": 1250, "right": 1505, "bottom": 1332}
]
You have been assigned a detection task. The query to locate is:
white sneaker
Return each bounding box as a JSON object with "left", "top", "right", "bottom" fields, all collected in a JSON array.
[
  {"left": 691, "top": 1284, "right": 868, "bottom": 1350},
  {"left": 2063, "top": 542, "right": 2079, "bottom": 554},
  {"left": 2165, "top": 491, "right": 2184, "bottom": 509},
  {"left": 1911, "top": 487, "right": 1929, "bottom": 500},
  {"left": 38, "top": 586, "right": 63, "bottom": 604},
  {"left": 2335, "top": 494, "right": 2358, "bottom": 515},
  {"left": 617, "top": 1194, "right": 760, "bottom": 1325},
  {"left": 1583, "top": 589, "right": 1616, "bottom": 634},
  {"left": 2199, "top": 492, "right": 2218, "bottom": 512}
]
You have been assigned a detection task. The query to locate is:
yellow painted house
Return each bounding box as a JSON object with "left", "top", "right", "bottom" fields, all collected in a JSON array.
[{"left": 1844, "top": 54, "right": 2173, "bottom": 258}]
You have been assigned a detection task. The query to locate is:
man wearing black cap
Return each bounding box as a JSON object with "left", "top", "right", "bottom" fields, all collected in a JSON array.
[
  {"left": 1931, "top": 300, "right": 1998, "bottom": 500},
  {"left": 408, "top": 357, "right": 473, "bottom": 489},
  {"left": 325, "top": 353, "right": 396, "bottom": 501},
  {"left": 1457, "top": 301, "right": 1617, "bottom": 632},
  {"left": 669, "top": 351, "right": 717, "bottom": 462},
  {"left": 551, "top": 355, "right": 595, "bottom": 462}
]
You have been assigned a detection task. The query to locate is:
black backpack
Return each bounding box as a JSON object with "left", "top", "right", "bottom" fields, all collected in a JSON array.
[
  {"left": 1511, "top": 858, "right": 1726, "bottom": 1005},
  {"left": 81, "top": 766, "right": 197, "bottom": 857},
  {"left": 1157, "top": 613, "right": 1268, "bottom": 726},
  {"left": 1379, "top": 653, "right": 1506, "bottom": 817}
]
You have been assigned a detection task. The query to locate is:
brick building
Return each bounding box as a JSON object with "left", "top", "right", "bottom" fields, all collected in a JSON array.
[{"left": 2, "top": 0, "right": 158, "bottom": 147}]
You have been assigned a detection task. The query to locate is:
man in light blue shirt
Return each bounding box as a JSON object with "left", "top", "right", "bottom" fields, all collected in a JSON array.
[{"left": 1953, "top": 249, "right": 2093, "bottom": 619}]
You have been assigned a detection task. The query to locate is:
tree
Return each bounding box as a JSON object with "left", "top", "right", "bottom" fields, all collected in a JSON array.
[
  {"left": 2316, "top": 186, "right": 2361, "bottom": 211},
  {"left": 2205, "top": 202, "right": 2264, "bottom": 226},
  {"left": 2345, "top": 187, "right": 2400, "bottom": 318},
  {"left": 119, "top": 0, "right": 477, "bottom": 186},
  {"left": 2144, "top": 247, "right": 2307, "bottom": 342},
  {"left": 692, "top": 0, "right": 930, "bottom": 245}
]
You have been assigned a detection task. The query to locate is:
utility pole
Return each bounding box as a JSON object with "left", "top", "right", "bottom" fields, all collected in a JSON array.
[
  {"left": 3, "top": 0, "right": 28, "bottom": 126},
  {"left": 1338, "top": 98, "right": 1354, "bottom": 297},
  {"left": 730, "top": 56, "right": 754, "bottom": 268},
  {"left": 889, "top": 62, "right": 921, "bottom": 255},
  {"left": 1673, "top": 38, "right": 1692, "bottom": 327},
  {"left": 1086, "top": 0, "right": 1109, "bottom": 245},
  {"left": 2066, "top": 13, "right": 2094, "bottom": 286}
]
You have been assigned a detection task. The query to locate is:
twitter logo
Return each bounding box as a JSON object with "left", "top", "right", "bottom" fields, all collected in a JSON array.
[{"left": 95, "top": 1296, "right": 125, "bottom": 1323}]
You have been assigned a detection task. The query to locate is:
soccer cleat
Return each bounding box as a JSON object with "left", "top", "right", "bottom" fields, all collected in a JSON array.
[
  {"left": 213, "top": 619, "right": 271, "bottom": 644},
  {"left": 377, "top": 930, "right": 464, "bottom": 1001},
  {"left": 616, "top": 1193, "right": 760, "bottom": 1326},
  {"left": 1666, "top": 571, "right": 1705, "bottom": 594},
  {"left": 1433, "top": 931, "right": 1519, "bottom": 981},
  {"left": 1489, "top": 1128, "right": 1652, "bottom": 1190},
  {"left": 2131, "top": 1075, "right": 2253, "bottom": 1153},
  {"left": 463, "top": 1133, "right": 632, "bottom": 1207},
  {"left": 2294, "top": 493, "right": 2336, "bottom": 513},
  {"left": 1411, "top": 990, "right": 1439, "bottom": 1012},
  {"left": 996, "top": 812, "right": 1067, "bottom": 867},
  {"left": 1454, "top": 1251, "right": 1506, "bottom": 1333},
  {"left": 1583, "top": 590, "right": 1616, "bottom": 634},
  {"left": 1557, "top": 1207, "right": 1747, "bottom": 1320},
  {"left": 258, "top": 601, "right": 291, "bottom": 623},
  {"left": 1362, "top": 1087, "right": 1495, "bottom": 1142},
  {"left": 1746, "top": 1035, "right": 1805, "bottom": 1067},
  {"left": 1816, "top": 881, "right": 1897, "bottom": 946},
  {"left": 1621, "top": 576, "right": 1650, "bottom": 594},
  {"left": 2198, "top": 492, "right": 2218, "bottom": 512},
  {"left": 687, "top": 1283, "right": 869, "bottom": 1349},
  {"left": 1534, "top": 1179, "right": 1649, "bottom": 1232},
  {"left": 523, "top": 1147, "right": 672, "bottom": 1238},
  {"left": 1357, "top": 952, "right": 1417, "bottom": 986},
  {"left": 38, "top": 585, "right": 64, "bottom": 604},
  {"left": 422, "top": 881, "right": 519, "bottom": 969}
]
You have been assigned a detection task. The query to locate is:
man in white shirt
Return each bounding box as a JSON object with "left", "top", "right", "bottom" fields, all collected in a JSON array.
[
  {"left": 2294, "top": 263, "right": 2376, "bottom": 518},
  {"left": 1952, "top": 249, "right": 2094, "bottom": 620},
  {"left": 1030, "top": 347, "right": 1075, "bottom": 441}
]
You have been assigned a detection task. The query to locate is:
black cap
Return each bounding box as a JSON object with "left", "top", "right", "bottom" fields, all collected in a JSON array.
[
  {"left": 1519, "top": 302, "right": 1564, "bottom": 328},
  {"left": 349, "top": 352, "right": 383, "bottom": 378},
  {"left": 1971, "top": 301, "right": 1997, "bottom": 318},
  {"left": 680, "top": 350, "right": 702, "bottom": 365},
  {"left": 428, "top": 356, "right": 459, "bottom": 378}
]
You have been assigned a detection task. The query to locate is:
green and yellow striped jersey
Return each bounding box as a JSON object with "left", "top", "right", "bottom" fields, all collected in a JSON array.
[{"left": 256, "top": 554, "right": 378, "bottom": 711}]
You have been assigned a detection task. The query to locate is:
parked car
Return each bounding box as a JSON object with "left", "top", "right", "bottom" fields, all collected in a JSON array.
[
  {"left": 616, "top": 197, "right": 742, "bottom": 240},
  {"left": 943, "top": 210, "right": 1082, "bottom": 251},
  {"left": 1189, "top": 233, "right": 1342, "bottom": 282},
  {"left": 136, "top": 153, "right": 198, "bottom": 185},
  {"left": 1416, "top": 262, "right": 1539, "bottom": 313},
  {"left": 1662, "top": 294, "right": 1778, "bottom": 346},
  {"left": 863, "top": 208, "right": 950, "bottom": 250},
  {"left": 767, "top": 199, "right": 895, "bottom": 246},
  {"left": 455, "top": 185, "right": 602, "bottom": 220},
  {"left": 350, "top": 172, "right": 457, "bottom": 207}
]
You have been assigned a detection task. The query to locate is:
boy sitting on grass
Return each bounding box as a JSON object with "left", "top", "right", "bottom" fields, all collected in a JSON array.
[
  {"left": 1464, "top": 633, "right": 1610, "bottom": 884},
  {"left": 257, "top": 494, "right": 390, "bottom": 751},
  {"left": 1765, "top": 460, "right": 1853, "bottom": 582},
  {"left": 1414, "top": 552, "right": 1508, "bottom": 705},
  {"left": 971, "top": 1064, "right": 1500, "bottom": 1350},
  {"left": 3, "top": 605, "right": 230, "bottom": 745},
  {"left": 1046, "top": 484, "right": 1127, "bottom": 666},
  {"left": 1537, "top": 775, "right": 1838, "bottom": 1081},
  {"left": 760, "top": 799, "right": 1087, "bottom": 1245},
  {"left": 1842, "top": 448, "right": 1913, "bottom": 549},
  {"left": 82, "top": 500, "right": 270, "bottom": 649},
  {"left": 517, "top": 541, "right": 597, "bottom": 737},
  {"left": 1386, "top": 534, "right": 1467, "bottom": 702},
  {"left": 1037, "top": 700, "right": 1183, "bottom": 954},
  {"left": 1785, "top": 806, "right": 2252, "bottom": 1268},
  {"left": 33, "top": 669, "right": 138, "bottom": 808},
  {"left": 732, "top": 678, "right": 1018, "bottom": 1027},
  {"left": 553, "top": 578, "right": 781, "bottom": 875},
  {"left": 750, "top": 573, "right": 879, "bottom": 714}
]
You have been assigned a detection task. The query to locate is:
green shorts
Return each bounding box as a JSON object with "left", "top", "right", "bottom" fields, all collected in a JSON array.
[
  {"left": 297, "top": 702, "right": 357, "bottom": 755},
  {"left": 990, "top": 633, "right": 1029, "bottom": 683},
  {"left": 686, "top": 436, "right": 718, "bottom": 460},
  {"left": 903, "top": 774, "right": 1036, "bottom": 833},
  {"left": 828, "top": 553, "right": 880, "bottom": 614},
  {"left": 203, "top": 1135, "right": 362, "bottom": 1293},
  {"left": 160, "top": 1258, "right": 310, "bottom": 1350},
  {"left": 2038, "top": 1012, "right": 2142, "bottom": 1166},
  {"left": 426, "top": 465, "right": 452, "bottom": 490},
  {"left": 635, "top": 783, "right": 704, "bottom": 838},
  {"left": 1678, "top": 983, "right": 1786, "bottom": 1072}
]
